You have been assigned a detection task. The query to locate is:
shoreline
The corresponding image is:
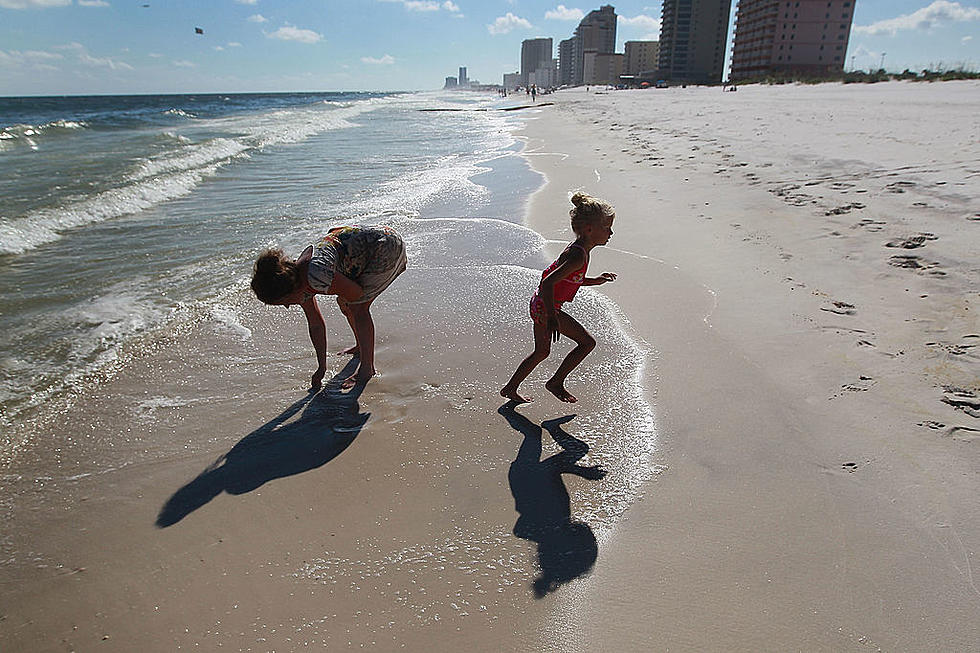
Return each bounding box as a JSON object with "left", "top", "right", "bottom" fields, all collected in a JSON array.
[{"left": 0, "top": 98, "right": 654, "bottom": 651}]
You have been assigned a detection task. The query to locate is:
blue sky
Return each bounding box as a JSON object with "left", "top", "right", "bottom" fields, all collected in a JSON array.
[{"left": 1, "top": 1, "right": 978, "bottom": 95}]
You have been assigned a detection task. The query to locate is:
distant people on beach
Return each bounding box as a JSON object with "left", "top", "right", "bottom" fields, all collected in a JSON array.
[
  {"left": 251, "top": 224, "right": 407, "bottom": 391},
  {"left": 531, "top": 84, "right": 537, "bottom": 101},
  {"left": 500, "top": 193, "right": 617, "bottom": 404}
]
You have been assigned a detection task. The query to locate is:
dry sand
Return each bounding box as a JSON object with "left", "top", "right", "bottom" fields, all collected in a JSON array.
[
  {"left": 518, "top": 80, "right": 979, "bottom": 650},
  {"left": 2, "top": 81, "right": 978, "bottom": 652}
]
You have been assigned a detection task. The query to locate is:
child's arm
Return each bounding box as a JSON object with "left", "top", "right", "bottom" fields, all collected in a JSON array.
[
  {"left": 583, "top": 272, "right": 617, "bottom": 286},
  {"left": 300, "top": 296, "right": 328, "bottom": 390}
]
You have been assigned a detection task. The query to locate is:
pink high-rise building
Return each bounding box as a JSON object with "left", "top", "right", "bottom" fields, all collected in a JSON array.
[{"left": 731, "top": 0, "right": 856, "bottom": 81}]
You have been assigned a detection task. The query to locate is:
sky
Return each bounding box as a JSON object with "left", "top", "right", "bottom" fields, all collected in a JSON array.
[{"left": 1, "top": 0, "right": 978, "bottom": 95}]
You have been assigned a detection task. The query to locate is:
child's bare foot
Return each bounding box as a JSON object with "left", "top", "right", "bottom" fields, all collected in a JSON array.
[
  {"left": 500, "top": 385, "right": 531, "bottom": 403},
  {"left": 337, "top": 346, "right": 359, "bottom": 356},
  {"left": 545, "top": 380, "right": 577, "bottom": 403},
  {"left": 341, "top": 366, "right": 375, "bottom": 389}
]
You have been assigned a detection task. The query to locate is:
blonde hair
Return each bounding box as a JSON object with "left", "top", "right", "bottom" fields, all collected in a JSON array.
[{"left": 569, "top": 192, "right": 615, "bottom": 235}]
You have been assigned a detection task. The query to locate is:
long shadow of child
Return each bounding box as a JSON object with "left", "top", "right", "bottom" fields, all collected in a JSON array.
[
  {"left": 498, "top": 403, "right": 607, "bottom": 597},
  {"left": 156, "top": 361, "right": 369, "bottom": 527}
]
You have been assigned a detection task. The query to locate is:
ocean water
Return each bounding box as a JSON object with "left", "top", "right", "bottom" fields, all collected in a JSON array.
[
  {"left": 0, "top": 91, "right": 525, "bottom": 437},
  {"left": 0, "top": 91, "right": 662, "bottom": 641},
  {"left": 0, "top": 90, "right": 657, "bottom": 537}
]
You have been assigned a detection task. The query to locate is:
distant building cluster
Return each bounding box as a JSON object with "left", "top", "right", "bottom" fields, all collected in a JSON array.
[
  {"left": 444, "top": 66, "right": 470, "bottom": 89},
  {"left": 483, "top": 1, "right": 856, "bottom": 91}
]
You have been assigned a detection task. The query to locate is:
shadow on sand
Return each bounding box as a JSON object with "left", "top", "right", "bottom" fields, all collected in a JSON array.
[
  {"left": 499, "top": 402, "right": 607, "bottom": 597},
  {"left": 156, "top": 362, "right": 369, "bottom": 527}
]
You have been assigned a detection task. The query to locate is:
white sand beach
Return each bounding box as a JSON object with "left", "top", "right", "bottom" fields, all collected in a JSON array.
[{"left": 1, "top": 80, "right": 978, "bottom": 651}]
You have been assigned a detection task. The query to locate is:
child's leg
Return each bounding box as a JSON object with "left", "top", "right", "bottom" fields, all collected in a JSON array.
[
  {"left": 336, "top": 297, "right": 360, "bottom": 355},
  {"left": 545, "top": 311, "right": 596, "bottom": 403},
  {"left": 500, "top": 321, "right": 552, "bottom": 402},
  {"left": 342, "top": 299, "right": 376, "bottom": 388}
]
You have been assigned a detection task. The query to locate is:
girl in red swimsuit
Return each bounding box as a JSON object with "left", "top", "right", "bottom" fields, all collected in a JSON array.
[{"left": 500, "top": 192, "right": 618, "bottom": 403}]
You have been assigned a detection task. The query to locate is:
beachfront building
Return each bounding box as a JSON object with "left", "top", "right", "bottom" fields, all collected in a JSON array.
[
  {"left": 624, "top": 40, "right": 660, "bottom": 76},
  {"left": 521, "top": 38, "right": 553, "bottom": 88},
  {"left": 730, "top": 0, "right": 856, "bottom": 80},
  {"left": 503, "top": 71, "right": 522, "bottom": 91},
  {"left": 558, "top": 38, "right": 575, "bottom": 86},
  {"left": 458, "top": 66, "right": 469, "bottom": 87},
  {"left": 530, "top": 59, "right": 559, "bottom": 89},
  {"left": 444, "top": 76, "right": 458, "bottom": 89},
  {"left": 570, "top": 5, "right": 618, "bottom": 85},
  {"left": 584, "top": 51, "right": 625, "bottom": 85},
  {"left": 657, "top": 0, "right": 732, "bottom": 84}
]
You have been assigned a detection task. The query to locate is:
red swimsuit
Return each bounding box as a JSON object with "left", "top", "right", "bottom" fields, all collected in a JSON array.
[{"left": 529, "top": 243, "right": 589, "bottom": 325}]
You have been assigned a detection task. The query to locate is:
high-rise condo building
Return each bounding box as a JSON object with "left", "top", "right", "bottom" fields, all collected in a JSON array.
[
  {"left": 521, "top": 38, "right": 553, "bottom": 87},
  {"left": 730, "top": 0, "right": 855, "bottom": 80},
  {"left": 624, "top": 40, "right": 660, "bottom": 76},
  {"left": 571, "top": 5, "right": 618, "bottom": 85},
  {"left": 658, "top": 0, "right": 732, "bottom": 84},
  {"left": 458, "top": 66, "right": 468, "bottom": 86},
  {"left": 558, "top": 38, "right": 575, "bottom": 86}
]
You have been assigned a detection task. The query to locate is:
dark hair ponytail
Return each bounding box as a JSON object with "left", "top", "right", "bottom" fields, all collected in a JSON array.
[{"left": 251, "top": 248, "right": 300, "bottom": 304}]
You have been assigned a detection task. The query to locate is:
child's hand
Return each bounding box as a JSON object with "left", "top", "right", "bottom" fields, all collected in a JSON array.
[
  {"left": 547, "top": 314, "right": 560, "bottom": 342},
  {"left": 597, "top": 272, "right": 617, "bottom": 284}
]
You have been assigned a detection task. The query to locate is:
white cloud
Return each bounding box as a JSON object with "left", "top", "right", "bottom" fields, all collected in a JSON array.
[
  {"left": 963, "top": 35, "right": 974, "bottom": 43},
  {"left": 78, "top": 51, "right": 134, "bottom": 70},
  {"left": 78, "top": 0, "right": 110, "bottom": 7},
  {"left": 545, "top": 5, "right": 584, "bottom": 21},
  {"left": 54, "top": 42, "right": 133, "bottom": 70},
  {"left": 247, "top": 14, "right": 268, "bottom": 23},
  {"left": 618, "top": 13, "right": 661, "bottom": 39},
  {"left": 227, "top": 42, "right": 243, "bottom": 48},
  {"left": 213, "top": 45, "right": 224, "bottom": 51},
  {"left": 148, "top": 52, "right": 163, "bottom": 58},
  {"left": 362, "top": 54, "right": 396, "bottom": 64},
  {"left": 404, "top": 0, "right": 440, "bottom": 10},
  {"left": 0, "top": 0, "right": 70, "bottom": 8},
  {"left": 0, "top": 48, "right": 64, "bottom": 69},
  {"left": 173, "top": 60, "right": 197, "bottom": 68},
  {"left": 235, "top": 0, "right": 258, "bottom": 4},
  {"left": 488, "top": 12, "right": 532, "bottom": 35},
  {"left": 853, "top": 1, "right": 980, "bottom": 36},
  {"left": 266, "top": 25, "right": 323, "bottom": 44},
  {"left": 380, "top": 0, "right": 461, "bottom": 14},
  {"left": 619, "top": 14, "right": 660, "bottom": 31}
]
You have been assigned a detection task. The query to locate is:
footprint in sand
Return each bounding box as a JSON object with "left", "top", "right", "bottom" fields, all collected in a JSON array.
[
  {"left": 825, "top": 203, "right": 866, "bottom": 216},
  {"left": 885, "top": 233, "right": 938, "bottom": 249},
  {"left": 888, "top": 255, "right": 946, "bottom": 276},
  {"left": 842, "top": 376, "right": 876, "bottom": 392},
  {"left": 854, "top": 219, "right": 886, "bottom": 232},
  {"left": 941, "top": 386, "right": 980, "bottom": 419},
  {"left": 831, "top": 376, "right": 876, "bottom": 398},
  {"left": 915, "top": 420, "right": 980, "bottom": 442},
  {"left": 821, "top": 300, "right": 856, "bottom": 316},
  {"left": 886, "top": 181, "right": 916, "bottom": 193},
  {"left": 949, "top": 426, "right": 980, "bottom": 442},
  {"left": 841, "top": 461, "right": 859, "bottom": 473},
  {"left": 926, "top": 337, "right": 979, "bottom": 361}
]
